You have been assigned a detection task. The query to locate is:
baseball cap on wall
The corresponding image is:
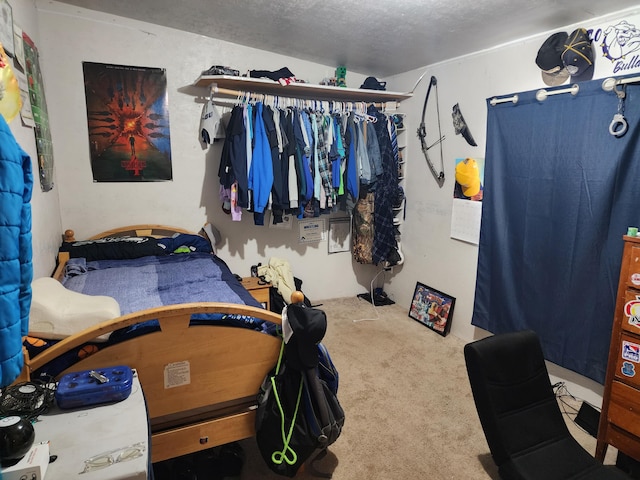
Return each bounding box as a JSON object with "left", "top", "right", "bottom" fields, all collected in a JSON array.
[
  {"left": 455, "top": 158, "right": 481, "bottom": 197},
  {"left": 536, "top": 32, "right": 570, "bottom": 86},
  {"left": 561, "top": 28, "right": 595, "bottom": 83},
  {"left": 200, "top": 98, "right": 225, "bottom": 144}
]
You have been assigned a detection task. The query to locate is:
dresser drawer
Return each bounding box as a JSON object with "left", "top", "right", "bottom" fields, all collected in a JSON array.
[
  {"left": 615, "top": 333, "right": 640, "bottom": 388},
  {"left": 152, "top": 410, "right": 256, "bottom": 462},
  {"left": 608, "top": 380, "right": 640, "bottom": 439},
  {"left": 621, "top": 289, "right": 640, "bottom": 335},
  {"left": 626, "top": 245, "right": 640, "bottom": 288}
]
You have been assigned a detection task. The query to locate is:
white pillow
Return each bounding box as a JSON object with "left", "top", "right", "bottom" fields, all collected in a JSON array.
[{"left": 29, "top": 277, "right": 121, "bottom": 342}]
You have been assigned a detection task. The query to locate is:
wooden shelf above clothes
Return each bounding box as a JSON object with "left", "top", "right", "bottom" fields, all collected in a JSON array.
[{"left": 192, "top": 75, "right": 413, "bottom": 103}]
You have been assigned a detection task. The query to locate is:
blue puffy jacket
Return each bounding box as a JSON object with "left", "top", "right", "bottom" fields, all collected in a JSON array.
[
  {"left": 0, "top": 115, "right": 33, "bottom": 387},
  {"left": 248, "top": 102, "right": 274, "bottom": 215}
]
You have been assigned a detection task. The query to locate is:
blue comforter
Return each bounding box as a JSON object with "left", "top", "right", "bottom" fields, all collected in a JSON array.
[
  {"left": 26, "top": 253, "right": 276, "bottom": 379},
  {"left": 62, "top": 253, "right": 259, "bottom": 313}
]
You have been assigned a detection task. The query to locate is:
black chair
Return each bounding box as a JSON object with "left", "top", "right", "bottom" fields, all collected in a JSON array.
[{"left": 464, "top": 330, "right": 630, "bottom": 479}]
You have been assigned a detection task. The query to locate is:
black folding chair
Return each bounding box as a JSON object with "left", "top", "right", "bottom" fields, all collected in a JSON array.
[{"left": 464, "top": 330, "right": 630, "bottom": 479}]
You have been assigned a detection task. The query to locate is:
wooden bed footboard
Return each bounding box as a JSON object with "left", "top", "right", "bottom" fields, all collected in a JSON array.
[{"left": 26, "top": 302, "right": 284, "bottom": 463}]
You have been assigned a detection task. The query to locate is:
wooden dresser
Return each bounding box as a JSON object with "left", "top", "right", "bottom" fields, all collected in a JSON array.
[{"left": 597, "top": 235, "right": 640, "bottom": 461}]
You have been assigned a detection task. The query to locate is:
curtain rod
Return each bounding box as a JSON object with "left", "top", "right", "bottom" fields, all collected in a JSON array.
[
  {"left": 489, "top": 94, "right": 519, "bottom": 106},
  {"left": 535, "top": 84, "right": 579, "bottom": 101},
  {"left": 490, "top": 83, "right": 580, "bottom": 106},
  {"left": 602, "top": 76, "right": 640, "bottom": 92}
]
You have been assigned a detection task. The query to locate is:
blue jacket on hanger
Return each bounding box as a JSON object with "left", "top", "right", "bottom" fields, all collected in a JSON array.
[
  {"left": 248, "top": 102, "right": 274, "bottom": 224},
  {"left": 0, "top": 114, "right": 33, "bottom": 387}
]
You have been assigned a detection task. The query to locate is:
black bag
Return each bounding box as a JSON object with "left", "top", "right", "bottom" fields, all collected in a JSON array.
[
  {"left": 302, "top": 369, "right": 344, "bottom": 449},
  {"left": 317, "top": 343, "right": 339, "bottom": 395},
  {"left": 255, "top": 347, "right": 317, "bottom": 477},
  {"left": 255, "top": 305, "right": 344, "bottom": 477}
]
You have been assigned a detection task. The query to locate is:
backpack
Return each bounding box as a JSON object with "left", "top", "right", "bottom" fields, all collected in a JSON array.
[
  {"left": 255, "top": 305, "right": 344, "bottom": 478},
  {"left": 317, "top": 342, "right": 339, "bottom": 395}
]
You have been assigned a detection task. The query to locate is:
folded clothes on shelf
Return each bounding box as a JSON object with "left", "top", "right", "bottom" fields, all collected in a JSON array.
[{"left": 201, "top": 65, "right": 240, "bottom": 76}]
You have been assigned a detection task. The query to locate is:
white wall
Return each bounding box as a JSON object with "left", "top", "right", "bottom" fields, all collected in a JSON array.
[
  {"left": 30, "top": 1, "right": 640, "bottom": 404},
  {"left": 385, "top": 5, "right": 640, "bottom": 405},
  {"left": 6, "top": 0, "right": 62, "bottom": 278},
  {"left": 34, "top": 1, "right": 373, "bottom": 301}
]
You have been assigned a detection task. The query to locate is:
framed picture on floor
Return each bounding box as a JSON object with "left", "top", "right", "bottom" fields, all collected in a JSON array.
[{"left": 408, "top": 282, "right": 455, "bottom": 337}]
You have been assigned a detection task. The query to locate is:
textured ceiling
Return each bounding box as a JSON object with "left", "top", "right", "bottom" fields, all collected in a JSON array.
[{"left": 52, "top": 0, "right": 639, "bottom": 77}]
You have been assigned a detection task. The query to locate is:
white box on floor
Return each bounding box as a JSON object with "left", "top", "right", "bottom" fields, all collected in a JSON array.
[{"left": 1, "top": 441, "right": 50, "bottom": 480}]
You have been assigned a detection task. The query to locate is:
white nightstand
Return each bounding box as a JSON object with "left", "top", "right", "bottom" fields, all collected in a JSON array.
[{"left": 34, "top": 371, "right": 149, "bottom": 479}]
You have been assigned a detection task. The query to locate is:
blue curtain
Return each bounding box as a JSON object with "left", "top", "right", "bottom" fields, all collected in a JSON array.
[{"left": 473, "top": 76, "right": 640, "bottom": 384}]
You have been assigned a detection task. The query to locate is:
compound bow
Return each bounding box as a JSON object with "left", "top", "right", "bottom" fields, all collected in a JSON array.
[{"left": 416, "top": 75, "right": 446, "bottom": 187}]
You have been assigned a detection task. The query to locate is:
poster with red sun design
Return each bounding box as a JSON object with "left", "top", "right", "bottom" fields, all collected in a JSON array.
[{"left": 82, "top": 62, "right": 172, "bottom": 182}]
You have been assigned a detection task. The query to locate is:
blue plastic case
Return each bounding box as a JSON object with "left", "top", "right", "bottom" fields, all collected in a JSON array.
[{"left": 55, "top": 366, "right": 134, "bottom": 409}]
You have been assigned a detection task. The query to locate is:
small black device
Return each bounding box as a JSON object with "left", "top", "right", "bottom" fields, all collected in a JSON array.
[
  {"left": 250, "top": 263, "right": 261, "bottom": 277},
  {"left": 575, "top": 401, "right": 600, "bottom": 438},
  {"left": 0, "top": 416, "right": 35, "bottom": 467}
]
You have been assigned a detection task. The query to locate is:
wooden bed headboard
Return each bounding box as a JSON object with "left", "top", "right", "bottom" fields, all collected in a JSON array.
[
  {"left": 63, "top": 224, "right": 197, "bottom": 242},
  {"left": 54, "top": 224, "right": 204, "bottom": 281}
]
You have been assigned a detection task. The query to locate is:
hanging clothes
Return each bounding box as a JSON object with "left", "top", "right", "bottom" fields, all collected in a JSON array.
[
  {"left": 352, "top": 192, "right": 375, "bottom": 264},
  {"left": 315, "top": 112, "right": 333, "bottom": 209},
  {"left": 369, "top": 105, "right": 401, "bottom": 265},
  {"left": 215, "top": 97, "right": 403, "bottom": 265},
  {"left": 272, "top": 108, "right": 292, "bottom": 224},
  {"left": 218, "top": 105, "right": 249, "bottom": 209},
  {"left": 330, "top": 115, "right": 344, "bottom": 191},
  {"left": 296, "top": 109, "right": 314, "bottom": 203},
  {"left": 365, "top": 121, "right": 383, "bottom": 183},
  {"left": 244, "top": 103, "right": 254, "bottom": 209},
  {"left": 345, "top": 116, "right": 359, "bottom": 202},
  {"left": 283, "top": 109, "right": 298, "bottom": 210},
  {"left": 248, "top": 102, "right": 274, "bottom": 225}
]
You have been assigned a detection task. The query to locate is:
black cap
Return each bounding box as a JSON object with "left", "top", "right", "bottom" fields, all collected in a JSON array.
[
  {"left": 562, "top": 28, "right": 594, "bottom": 83},
  {"left": 536, "top": 32, "right": 569, "bottom": 86},
  {"left": 360, "top": 76, "right": 387, "bottom": 90},
  {"left": 284, "top": 304, "right": 327, "bottom": 370}
]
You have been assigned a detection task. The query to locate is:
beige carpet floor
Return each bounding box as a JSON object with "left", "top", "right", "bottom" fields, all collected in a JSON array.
[{"left": 179, "top": 296, "right": 620, "bottom": 478}]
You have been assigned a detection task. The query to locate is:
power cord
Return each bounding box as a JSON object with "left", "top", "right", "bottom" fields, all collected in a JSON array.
[
  {"left": 554, "top": 382, "right": 580, "bottom": 416},
  {"left": 353, "top": 269, "right": 387, "bottom": 323},
  {"left": 0, "top": 375, "right": 56, "bottom": 421}
]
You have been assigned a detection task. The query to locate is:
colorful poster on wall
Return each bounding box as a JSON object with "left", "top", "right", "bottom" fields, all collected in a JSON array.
[
  {"left": 23, "top": 33, "right": 54, "bottom": 192},
  {"left": 82, "top": 62, "right": 172, "bottom": 182},
  {"left": 0, "top": 43, "right": 20, "bottom": 123}
]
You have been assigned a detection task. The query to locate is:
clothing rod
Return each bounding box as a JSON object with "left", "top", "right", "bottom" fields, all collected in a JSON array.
[
  {"left": 602, "top": 76, "right": 640, "bottom": 92},
  {"left": 489, "top": 94, "right": 519, "bottom": 106},
  {"left": 535, "top": 84, "right": 579, "bottom": 101},
  {"left": 208, "top": 84, "right": 394, "bottom": 108},
  {"left": 210, "top": 96, "right": 390, "bottom": 110}
]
